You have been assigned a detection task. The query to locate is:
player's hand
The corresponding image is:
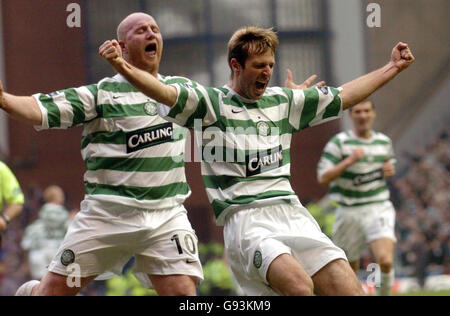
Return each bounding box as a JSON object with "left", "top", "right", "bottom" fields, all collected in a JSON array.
[
  {"left": 382, "top": 160, "right": 396, "bottom": 179},
  {"left": 99, "top": 40, "right": 123, "bottom": 66},
  {"left": 284, "top": 69, "right": 326, "bottom": 90},
  {"left": 390, "top": 42, "right": 415, "bottom": 72},
  {"left": 349, "top": 147, "right": 365, "bottom": 163}
]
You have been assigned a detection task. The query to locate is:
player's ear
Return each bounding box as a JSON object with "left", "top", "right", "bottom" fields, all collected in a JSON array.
[
  {"left": 230, "top": 58, "right": 242, "bottom": 76},
  {"left": 119, "top": 41, "right": 127, "bottom": 54}
]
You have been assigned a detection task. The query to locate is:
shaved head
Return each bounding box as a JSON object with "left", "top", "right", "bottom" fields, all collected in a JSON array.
[
  {"left": 117, "top": 12, "right": 155, "bottom": 41},
  {"left": 115, "top": 12, "right": 163, "bottom": 75}
]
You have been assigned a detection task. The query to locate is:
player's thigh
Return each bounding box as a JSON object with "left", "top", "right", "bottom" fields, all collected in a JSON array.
[
  {"left": 149, "top": 274, "right": 197, "bottom": 296},
  {"left": 333, "top": 210, "right": 365, "bottom": 262},
  {"left": 36, "top": 271, "right": 97, "bottom": 296},
  {"left": 266, "top": 253, "right": 314, "bottom": 296},
  {"left": 312, "top": 259, "right": 365, "bottom": 296}
]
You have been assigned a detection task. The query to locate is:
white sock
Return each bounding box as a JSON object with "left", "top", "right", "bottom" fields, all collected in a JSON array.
[
  {"left": 376, "top": 270, "right": 394, "bottom": 296},
  {"left": 15, "top": 280, "right": 40, "bottom": 296}
]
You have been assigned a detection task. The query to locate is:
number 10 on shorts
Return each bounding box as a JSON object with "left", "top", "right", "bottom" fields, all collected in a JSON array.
[{"left": 171, "top": 233, "right": 197, "bottom": 255}]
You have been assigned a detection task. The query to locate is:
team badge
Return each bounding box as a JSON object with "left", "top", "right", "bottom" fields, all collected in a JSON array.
[
  {"left": 253, "top": 250, "right": 262, "bottom": 269},
  {"left": 257, "top": 122, "right": 270, "bottom": 136},
  {"left": 60, "top": 249, "right": 75, "bottom": 266},
  {"left": 144, "top": 101, "right": 158, "bottom": 116}
]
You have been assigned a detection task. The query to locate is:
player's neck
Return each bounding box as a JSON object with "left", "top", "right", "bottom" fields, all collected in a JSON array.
[{"left": 353, "top": 128, "right": 372, "bottom": 139}]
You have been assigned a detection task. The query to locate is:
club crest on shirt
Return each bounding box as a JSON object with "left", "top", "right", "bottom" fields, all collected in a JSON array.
[
  {"left": 61, "top": 249, "right": 75, "bottom": 266},
  {"left": 253, "top": 250, "right": 262, "bottom": 269},
  {"left": 257, "top": 121, "right": 270, "bottom": 136},
  {"left": 144, "top": 101, "right": 158, "bottom": 116}
]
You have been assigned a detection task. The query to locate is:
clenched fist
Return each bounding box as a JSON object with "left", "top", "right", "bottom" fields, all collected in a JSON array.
[
  {"left": 349, "top": 147, "right": 365, "bottom": 164},
  {"left": 391, "top": 42, "right": 415, "bottom": 72},
  {"left": 99, "top": 40, "right": 123, "bottom": 66}
]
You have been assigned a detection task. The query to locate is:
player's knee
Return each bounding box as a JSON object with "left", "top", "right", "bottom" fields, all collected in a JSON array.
[
  {"left": 282, "top": 278, "right": 314, "bottom": 296},
  {"left": 37, "top": 272, "right": 86, "bottom": 296},
  {"left": 377, "top": 256, "right": 393, "bottom": 273},
  {"left": 154, "top": 276, "right": 197, "bottom": 296},
  {"left": 37, "top": 276, "right": 70, "bottom": 296},
  {"left": 168, "top": 282, "right": 196, "bottom": 296}
]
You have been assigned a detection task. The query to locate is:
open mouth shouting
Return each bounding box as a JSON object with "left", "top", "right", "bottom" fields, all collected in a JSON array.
[
  {"left": 254, "top": 80, "right": 268, "bottom": 97},
  {"left": 145, "top": 42, "right": 157, "bottom": 58}
]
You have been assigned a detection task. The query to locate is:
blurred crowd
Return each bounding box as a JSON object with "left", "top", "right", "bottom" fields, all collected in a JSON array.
[
  {"left": 391, "top": 125, "right": 449, "bottom": 285},
  {"left": 0, "top": 126, "right": 448, "bottom": 295}
]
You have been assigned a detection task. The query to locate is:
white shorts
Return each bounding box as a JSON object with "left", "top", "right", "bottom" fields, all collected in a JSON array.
[
  {"left": 48, "top": 199, "right": 203, "bottom": 289},
  {"left": 223, "top": 201, "right": 347, "bottom": 296},
  {"left": 332, "top": 200, "right": 397, "bottom": 262}
]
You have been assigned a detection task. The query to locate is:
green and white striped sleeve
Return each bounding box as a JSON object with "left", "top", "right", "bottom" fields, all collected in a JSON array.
[
  {"left": 287, "top": 86, "right": 343, "bottom": 132},
  {"left": 33, "top": 84, "right": 99, "bottom": 130},
  {"left": 158, "top": 82, "right": 219, "bottom": 129},
  {"left": 317, "top": 136, "right": 343, "bottom": 179}
]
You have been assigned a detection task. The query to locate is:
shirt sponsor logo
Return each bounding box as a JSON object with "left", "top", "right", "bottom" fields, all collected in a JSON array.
[
  {"left": 246, "top": 145, "right": 283, "bottom": 177},
  {"left": 353, "top": 169, "right": 383, "bottom": 186},
  {"left": 126, "top": 123, "right": 174, "bottom": 153}
]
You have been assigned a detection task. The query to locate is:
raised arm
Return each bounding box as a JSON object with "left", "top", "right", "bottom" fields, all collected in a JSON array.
[
  {"left": 339, "top": 42, "right": 415, "bottom": 110},
  {"left": 0, "top": 80, "right": 42, "bottom": 126},
  {"left": 99, "top": 40, "right": 178, "bottom": 107}
]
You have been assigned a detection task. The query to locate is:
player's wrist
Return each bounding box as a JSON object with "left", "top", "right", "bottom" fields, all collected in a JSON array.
[{"left": 346, "top": 156, "right": 358, "bottom": 165}]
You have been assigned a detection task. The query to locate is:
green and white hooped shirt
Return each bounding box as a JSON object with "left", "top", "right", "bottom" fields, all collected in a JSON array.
[
  {"left": 159, "top": 83, "right": 343, "bottom": 225},
  {"left": 33, "top": 74, "right": 195, "bottom": 210},
  {"left": 317, "top": 130, "right": 396, "bottom": 207}
]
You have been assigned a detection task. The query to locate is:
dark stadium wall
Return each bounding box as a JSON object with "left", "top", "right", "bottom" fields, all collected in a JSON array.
[
  {"left": 363, "top": 0, "right": 449, "bottom": 136},
  {"left": 2, "top": 1, "right": 87, "bottom": 210}
]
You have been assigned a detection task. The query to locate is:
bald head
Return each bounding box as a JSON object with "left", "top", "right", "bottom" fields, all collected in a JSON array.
[
  {"left": 117, "top": 12, "right": 155, "bottom": 41},
  {"left": 43, "top": 185, "right": 65, "bottom": 205},
  {"left": 115, "top": 12, "right": 163, "bottom": 75}
]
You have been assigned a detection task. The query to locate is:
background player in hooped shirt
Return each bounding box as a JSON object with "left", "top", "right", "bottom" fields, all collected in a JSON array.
[
  {"left": 21, "top": 185, "right": 71, "bottom": 280},
  {"left": 317, "top": 100, "right": 397, "bottom": 295},
  {"left": 1, "top": 13, "right": 204, "bottom": 296},
  {"left": 100, "top": 27, "right": 415, "bottom": 295}
]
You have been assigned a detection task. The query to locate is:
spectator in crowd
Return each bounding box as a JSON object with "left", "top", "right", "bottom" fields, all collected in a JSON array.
[{"left": 391, "top": 126, "right": 449, "bottom": 284}]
